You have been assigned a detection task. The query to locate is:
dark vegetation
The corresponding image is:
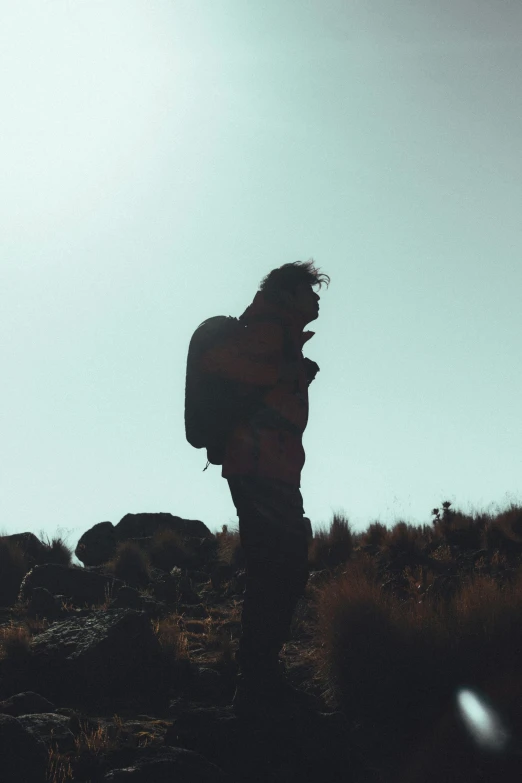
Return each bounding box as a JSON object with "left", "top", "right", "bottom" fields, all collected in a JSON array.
[{"left": 1, "top": 500, "right": 522, "bottom": 782}]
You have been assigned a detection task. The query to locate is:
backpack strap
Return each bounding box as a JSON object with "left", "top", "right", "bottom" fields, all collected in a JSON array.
[{"left": 236, "top": 313, "right": 302, "bottom": 469}]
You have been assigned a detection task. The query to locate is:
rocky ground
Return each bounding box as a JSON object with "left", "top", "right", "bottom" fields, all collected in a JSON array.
[
  {"left": 5, "top": 507, "right": 521, "bottom": 782},
  {"left": 0, "top": 559, "right": 364, "bottom": 783}
]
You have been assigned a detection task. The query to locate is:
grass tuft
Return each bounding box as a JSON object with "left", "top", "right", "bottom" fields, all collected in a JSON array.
[
  {"left": 148, "top": 528, "right": 192, "bottom": 571},
  {"left": 0, "top": 620, "right": 32, "bottom": 661},
  {"left": 38, "top": 532, "right": 73, "bottom": 566},
  {"left": 309, "top": 512, "right": 353, "bottom": 570},
  {"left": 105, "top": 541, "right": 151, "bottom": 586}
]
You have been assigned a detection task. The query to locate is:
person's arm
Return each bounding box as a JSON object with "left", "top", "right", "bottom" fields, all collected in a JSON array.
[{"left": 199, "top": 320, "right": 283, "bottom": 387}]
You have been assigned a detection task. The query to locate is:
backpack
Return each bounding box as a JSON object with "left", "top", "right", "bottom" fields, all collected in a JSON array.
[{"left": 184, "top": 313, "right": 295, "bottom": 471}]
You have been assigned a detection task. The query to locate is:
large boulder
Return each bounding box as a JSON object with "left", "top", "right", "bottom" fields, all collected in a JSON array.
[
  {"left": 75, "top": 513, "right": 213, "bottom": 567},
  {"left": 19, "top": 564, "right": 124, "bottom": 606},
  {"left": 3, "top": 532, "right": 47, "bottom": 565},
  {"left": 29, "top": 609, "right": 166, "bottom": 704},
  {"left": 0, "top": 713, "right": 48, "bottom": 783},
  {"left": 75, "top": 521, "right": 117, "bottom": 566},
  {"left": 0, "top": 691, "right": 55, "bottom": 717},
  {"left": 17, "top": 713, "right": 76, "bottom": 752},
  {"left": 115, "top": 513, "right": 212, "bottom": 540}
]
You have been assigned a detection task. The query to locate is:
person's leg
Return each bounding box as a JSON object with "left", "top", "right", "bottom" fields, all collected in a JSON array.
[{"left": 227, "top": 475, "right": 310, "bottom": 679}]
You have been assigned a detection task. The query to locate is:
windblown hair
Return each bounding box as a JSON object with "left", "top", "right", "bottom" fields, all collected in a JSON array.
[{"left": 259, "top": 259, "right": 330, "bottom": 298}]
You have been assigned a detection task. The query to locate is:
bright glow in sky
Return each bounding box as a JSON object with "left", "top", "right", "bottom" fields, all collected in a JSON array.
[{"left": 1, "top": 0, "right": 521, "bottom": 551}]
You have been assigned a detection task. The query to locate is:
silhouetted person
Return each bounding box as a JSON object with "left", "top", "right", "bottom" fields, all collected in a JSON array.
[{"left": 200, "top": 260, "right": 330, "bottom": 718}]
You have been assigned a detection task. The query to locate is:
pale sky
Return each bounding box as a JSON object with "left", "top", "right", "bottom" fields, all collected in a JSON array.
[{"left": 1, "top": 0, "right": 521, "bottom": 556}]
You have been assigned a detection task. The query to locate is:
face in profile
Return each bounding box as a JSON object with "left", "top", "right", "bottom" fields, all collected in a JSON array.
[{"left": 292, "top": 282, "right": 320, "bottom": 324}]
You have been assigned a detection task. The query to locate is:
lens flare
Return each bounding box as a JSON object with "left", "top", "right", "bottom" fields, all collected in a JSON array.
[{"left": 456, "top": 688, "right": 510, "bottom": 752}]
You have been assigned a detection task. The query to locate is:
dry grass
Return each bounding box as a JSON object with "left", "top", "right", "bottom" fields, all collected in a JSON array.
[
  {"left": 13, "top": 605, "right": 51, "bottom": 634},
  {"left": 171, "top": 598, "right": 240, "bottom": 671},
  {"left": 87, "top": 581, "right": 117, "bottom": 612},
  {"left": 197, "top": 611, "right": 238, "bottom": 676},
  {"left": 152, "top": 614, "right": 190, "bottom": 662},
  {"left": 46, "top": 713, "right": 170, "bottom": 782},
  {"left": 443, "top": 570, "right": 522, "bottom": 675},
  {"left": 312, "top": 550, "right": 522, "bottom": 755},
  {"left": 0, "top": 620, "right": 32, "bottom": 661},
  {"left": 215, "top": 524, "right": 244, "bottom": 570},
  {"left": 46, "top": 747, "right": 73, "bottom": 783},
  {"left": 148, "top": 528, "right": 191, "bottom": 571},
  {"left": 75, "top": 717, "right": 123, "bottom": 754}
]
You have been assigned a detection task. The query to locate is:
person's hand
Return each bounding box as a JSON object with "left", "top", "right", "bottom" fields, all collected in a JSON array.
[{"left": 303, "top": 358, "right": 320, "bottom": 385}]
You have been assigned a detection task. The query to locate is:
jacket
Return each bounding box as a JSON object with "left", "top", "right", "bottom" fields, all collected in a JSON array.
[{"left": 199, "top": 290, "right": 316, "bottom": 487}]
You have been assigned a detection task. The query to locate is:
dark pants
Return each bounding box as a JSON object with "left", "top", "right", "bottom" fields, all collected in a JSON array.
[{"left": 227, "top": 475, "right": 310, "bottom": 677}]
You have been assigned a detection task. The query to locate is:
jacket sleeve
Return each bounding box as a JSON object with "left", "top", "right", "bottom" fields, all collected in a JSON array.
[{"left": 199, "top": 321, "right": 283, "bottom": 387}]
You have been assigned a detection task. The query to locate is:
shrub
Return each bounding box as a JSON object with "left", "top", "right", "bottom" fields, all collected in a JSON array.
[
  {"left": 330, "top": 513, "right": 353, "bottom": 554},
  {"left": 433, "top": 503, "right": 484, "bottom": 551},
  {"left": 482, "top": 504, "right": 522, "bottom": 558},
  {"left": 216, "top": 525, "right": 244, "bottom": 571},
  {"left": 444, "top": 571, "right": 522, "bottom": 682},
  {"left": 148, "top": 528, "right": 191, "bottom": 571},
  {"left": 309, "top": 513, "right": 353, "bottom": 570},
  {"left": 360, "top": 521, "right": 388, "bottom": 550},
  {"left": 308, "top": 529, "right": 327, "bottom": 569},
  {"left": 105, "top": 541, "right": 151, "bottom": 586},
  {"left": 0, "top": 537, "right": 29, "bottom": 607},
  {"left": 37, "top": 533, "right": 73, "bottom": 566},
  {"left": 381, "top": 521, "right": 423, "bottom": 565},
  {"left": 429, "top": 542, "right": 456, "bottom": 567},
  {"left": 312, "top": 559, "right": 444, "bottom": 740}
]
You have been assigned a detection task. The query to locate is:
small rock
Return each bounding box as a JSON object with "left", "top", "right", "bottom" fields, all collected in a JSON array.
[
  {"left": 27, "top": 587, "right": 62, "bottom": 618},
  {"left": 111, "top": 586, "right": 142, "bottom": 609}
]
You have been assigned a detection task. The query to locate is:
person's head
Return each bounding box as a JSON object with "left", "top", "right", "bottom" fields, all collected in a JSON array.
[{"left": 259, "top": 259, "right": 330, "bottom": 325}]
